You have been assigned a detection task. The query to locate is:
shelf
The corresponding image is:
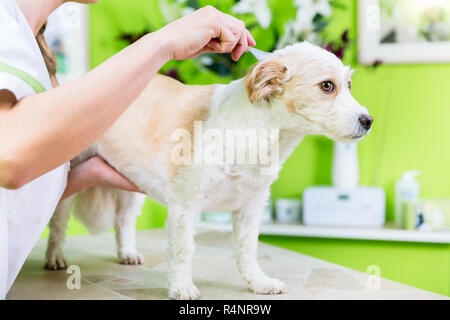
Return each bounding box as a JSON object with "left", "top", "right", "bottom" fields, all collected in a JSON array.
[{"left": 196, "top": 222, "right": 450, "bottom": 244}]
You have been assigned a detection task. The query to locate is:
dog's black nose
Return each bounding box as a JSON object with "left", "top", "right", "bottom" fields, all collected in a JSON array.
[{"left": 359, "top": 114, "right": 374, "bottom": 130}]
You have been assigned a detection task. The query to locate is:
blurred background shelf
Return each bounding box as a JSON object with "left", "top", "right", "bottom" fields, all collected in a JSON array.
[{"left": 197, "top": 222, "right": 450, "bottom": 244}]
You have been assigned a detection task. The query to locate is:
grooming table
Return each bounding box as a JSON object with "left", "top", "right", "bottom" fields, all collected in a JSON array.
[{"left": 8, "top": 228, "right": 447, "bottom": 300}]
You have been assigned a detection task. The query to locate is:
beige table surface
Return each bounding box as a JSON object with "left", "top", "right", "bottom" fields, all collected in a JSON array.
[{"left": 8, "top": 228, "right": 448, "bottom": 300}]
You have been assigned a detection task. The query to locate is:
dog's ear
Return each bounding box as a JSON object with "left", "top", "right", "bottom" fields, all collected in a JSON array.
[{"left": 245, "top": 60, "right": 290, "bottom": 103}]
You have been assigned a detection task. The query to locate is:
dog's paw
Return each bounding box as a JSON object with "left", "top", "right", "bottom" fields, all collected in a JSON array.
[
  {"left": 169, "top": 284, "right": 200, "bottom": 300},
  {"left": 45, "top": 252, "right": 68, "bottom": 271},
  {"left": 248, "top": 276, "right": 287, "bottom": 295},
  {"left": 119, "top": 251, "right": 144, "bottom": 265}
]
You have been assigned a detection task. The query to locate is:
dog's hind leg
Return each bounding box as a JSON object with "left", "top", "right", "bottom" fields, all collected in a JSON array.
[
  {"left": 166, "top": 203, "right": 200, "bottom": 300},
  {"left": 114, "top": 191, "right": 146, "bottom": 265},
  {"left": 232, "top": 189, "right": 287, "bottom": 295},
  {"left": 45, "top": 195, "right": 75, "bottom": 270}
]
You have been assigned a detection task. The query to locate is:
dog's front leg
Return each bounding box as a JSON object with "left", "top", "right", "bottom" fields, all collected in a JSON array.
[
  {"left": 232, "top": 192, "right": 287, "bottom": 295},
  {"left": 167, "top": 203, "right": 200, "bottom": 300}
]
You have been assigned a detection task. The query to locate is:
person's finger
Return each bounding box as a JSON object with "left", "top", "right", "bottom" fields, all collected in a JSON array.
[
  {"left": 122, "top": 181, "right": 140, "bottom": 192},
  {"left": 185, "top": 45, "right": 216, "bottom": 59},
  {"left": 232, "top": 33, "right": 248, "bottom": 61},
  {"left": 217, "top": 25, "right": 239, "bottom": 53},
  {"left": 184, "top": 26, "right": 237, "bottom": 59},
  {"left": 223, "top": 12, "right": 247, "bottom": 31},
  {"left": 246, "top": 29, "right": 256, "bottom": 47},
  {"left": 113, "top": 173, "right": 141, "bottom": 192},
  {"left": 222, "top": 14, "right": 246, "bottom": 38},
  {"left": 206, "top": 38, "right": 222, "bottom": 51},
  {"left": 220, "top": 14, "right": 252, "bottom": 59}
]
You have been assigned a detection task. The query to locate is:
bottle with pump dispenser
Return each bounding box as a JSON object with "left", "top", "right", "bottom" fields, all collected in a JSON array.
[{"left": 395, "top": 171, "right": 420, "bottom": 228}]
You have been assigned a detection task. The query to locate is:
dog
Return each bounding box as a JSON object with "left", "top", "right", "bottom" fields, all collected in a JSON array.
[{"left": 45, "top": 42, "right": 373, "bottom": 300}]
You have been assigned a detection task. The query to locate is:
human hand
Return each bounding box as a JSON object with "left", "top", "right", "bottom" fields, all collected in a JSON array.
[
  {"left": 62, "top": 157, "right": 141, "bottom": 200},
  {"left": 85, "top": 157, "right": 140, "bottom": 192},
  {"left": 156, "top": 5, "right": 256, "bottom": 61}
]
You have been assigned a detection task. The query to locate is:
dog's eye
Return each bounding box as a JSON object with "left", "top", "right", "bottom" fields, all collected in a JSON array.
[
  {"left": 320, "top": 81, "right": 335, "bottom": 93},
  {"left": 348, "top": 82, "right": 352, "bottom": 90}
]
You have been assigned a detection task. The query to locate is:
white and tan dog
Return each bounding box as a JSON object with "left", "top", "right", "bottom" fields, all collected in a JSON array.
[{"left": 45, "top": 42, "right": 373, "bottom": 299}]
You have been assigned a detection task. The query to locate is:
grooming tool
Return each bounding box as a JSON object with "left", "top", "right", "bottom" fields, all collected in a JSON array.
[{"left": 248, "top": 47, "right": 271, "bottom": 61}]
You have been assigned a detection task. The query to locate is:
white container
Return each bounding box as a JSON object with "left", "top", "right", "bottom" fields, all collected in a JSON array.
[
  {"left": 332, "top": 142, "right": 359, "bottom": 189},
  {"left": 395, "top": 171, "right": 420, "bottom": 228},
  {"left": 303, "top": 186, "right": 385, "bottom": 228},
  {"left": 275, "top": 198, "right": 301, "bottom": 223},
  {"left": 201, "top": 212, "right": 232, "bottom": 224},
  {"left": 261, "top": 205, "right": 273, "bottom": 224}
]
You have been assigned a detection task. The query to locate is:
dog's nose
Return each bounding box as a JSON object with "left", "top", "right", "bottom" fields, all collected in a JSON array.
[{"left": 359, "top": 114, "right": 374, "bottom": 130}]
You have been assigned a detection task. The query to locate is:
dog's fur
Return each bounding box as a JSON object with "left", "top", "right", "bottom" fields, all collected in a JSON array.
[{"left": 45, "top": 42, "right": 372, "bottom": 300}]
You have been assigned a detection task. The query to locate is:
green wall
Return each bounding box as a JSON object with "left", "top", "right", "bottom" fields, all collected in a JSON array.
[{"left": 53, "top": 0, "right": 449, "bottom": 296}]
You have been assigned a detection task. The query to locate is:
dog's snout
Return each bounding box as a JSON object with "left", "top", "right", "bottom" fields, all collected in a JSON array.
[{"left": 359, "top": 114, "right": 373, "bottom": 130}]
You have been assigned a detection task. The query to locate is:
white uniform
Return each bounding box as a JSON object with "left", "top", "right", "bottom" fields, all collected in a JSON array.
[{"left": 0, "top": 0, "right": 69, "bottom": 298}]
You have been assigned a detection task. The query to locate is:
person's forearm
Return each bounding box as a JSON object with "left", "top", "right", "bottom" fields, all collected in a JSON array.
[
  {"left": 0, "top": 5, "right": 256, "bottom": 189},
  {"left": 0, "top": 33, "right": 169, "bottom": 188}
]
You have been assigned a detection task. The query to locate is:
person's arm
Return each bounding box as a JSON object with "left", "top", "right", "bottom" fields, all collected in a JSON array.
[
  {"left": 0, "top": 6, "right": 255, "bottom": 189},
  {"left": 0, "top": 34, "right": 166, "bottom": 189}
]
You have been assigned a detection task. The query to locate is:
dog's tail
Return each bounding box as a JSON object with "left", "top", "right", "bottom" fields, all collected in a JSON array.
[{"left": 73, "top": 186, "right": 117, "bottom": 235}]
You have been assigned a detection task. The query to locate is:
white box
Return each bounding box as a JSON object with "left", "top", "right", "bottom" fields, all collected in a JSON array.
[{"left": 303, "top": 187, "right": 386, "bottom": 228}]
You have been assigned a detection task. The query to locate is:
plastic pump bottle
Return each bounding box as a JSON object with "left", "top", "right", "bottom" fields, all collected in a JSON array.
[{"left": 395, "top": 171, "right": 420, "bottom": 228}]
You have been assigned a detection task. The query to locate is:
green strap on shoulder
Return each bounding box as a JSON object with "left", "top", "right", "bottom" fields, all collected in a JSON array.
[{"left": 0, "top": 61, "right": 46, "bottom": 93}]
